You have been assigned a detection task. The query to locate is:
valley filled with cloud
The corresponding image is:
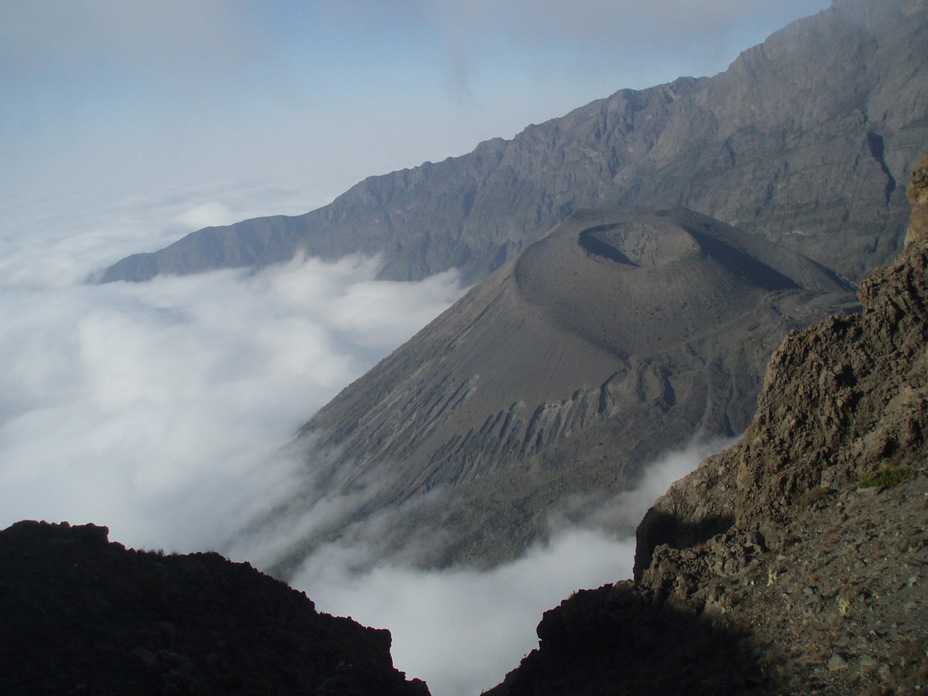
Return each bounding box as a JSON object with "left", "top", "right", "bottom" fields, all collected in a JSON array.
[
  {"left": 0, "top": 3, "right": 838, "bottom": 694},
  {"left": 0, "top": 184, "right": 731, "bottom": 696}
]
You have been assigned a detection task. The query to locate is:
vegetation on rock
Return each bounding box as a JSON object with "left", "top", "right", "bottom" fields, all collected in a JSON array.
[{"left": 857, "top": 466, "right": 915, "bottom": 490}]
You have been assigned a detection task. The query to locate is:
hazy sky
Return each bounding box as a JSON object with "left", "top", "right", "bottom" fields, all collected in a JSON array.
[
  {"left": 0, "top": 3, "right": 832, "bottom": 695},
  {"left": 1, "top": 0, "right": 831, "bottom": 236}
]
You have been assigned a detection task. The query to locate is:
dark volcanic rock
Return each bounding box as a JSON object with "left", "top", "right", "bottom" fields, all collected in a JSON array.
[
  {"left": 261, "top": 206, "right": 856, "bottom": 574},
  {"left": 0, "top": 520, "right": 428, "bottom": 696},
  {"left": 483, "top": 583, "right": 763, "bottom": 696},
  {"left": 96, "top": 0, "right": 928, "bottom": 286}
]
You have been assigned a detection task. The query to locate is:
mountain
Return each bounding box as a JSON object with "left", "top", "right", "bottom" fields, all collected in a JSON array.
[
  {"left": 259, "top": 206, "right": 856, "bottom": 575},
  {"left": 485, "top": 151, "right": 928, "bottom": 695},
  {"left": 95, "top": 0, "right": 928, "bottom": 286},
  {"left": 0, "top": 520, "right": 429, "bottom": 696}
]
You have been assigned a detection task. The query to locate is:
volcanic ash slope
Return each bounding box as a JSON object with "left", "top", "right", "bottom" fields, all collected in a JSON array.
[{"left": 267, "top": 206, "right": 856, "bottom": 574}]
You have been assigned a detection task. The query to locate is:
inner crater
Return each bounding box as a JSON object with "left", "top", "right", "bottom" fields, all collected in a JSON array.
[{"left": 578, "top": 221, "right": 698, "bottom": 267}]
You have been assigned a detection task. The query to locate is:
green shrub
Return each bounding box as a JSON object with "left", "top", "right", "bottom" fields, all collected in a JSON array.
[
  {"left": 798, "top": 486, "right": 833, "bottom": 508},
  {"left": 857, "top": 466, "right": 915, "bottom": 490}
]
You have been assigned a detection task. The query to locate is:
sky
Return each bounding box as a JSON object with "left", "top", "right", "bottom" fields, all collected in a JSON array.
[
  {"left": 1, "top": 0, "right": 831, "bottom": 243},
  {"left": 0, "top": 2, "right": 832, "bottom": 695}
]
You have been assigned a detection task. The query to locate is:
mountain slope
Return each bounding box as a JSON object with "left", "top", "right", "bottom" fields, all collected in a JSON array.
[
  {"left": 486, "top": 151, "right": 928, "bottom": 696},
  {"left": 96, "top": 0, "right": 928, "bottom": 286},
  {"left": 260, "top": 206, "right": 856, "bottom": 574}
]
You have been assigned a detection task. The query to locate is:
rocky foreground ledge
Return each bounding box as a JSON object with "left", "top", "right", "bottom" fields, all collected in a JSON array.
[
  {"left": 0, "top": 520, "right": 428, "bottom": 696},
  {"left": 485, "top": 153, "right": 928, "bottom": 695}
]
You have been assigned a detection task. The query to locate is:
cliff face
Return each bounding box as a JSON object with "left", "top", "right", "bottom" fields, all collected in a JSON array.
[
  {"left": 97, "top": 0, "right": 928, "bottom": 286},
  {"left": 487, "top": 153, "right": 928, "bottom": 695},
  {"left": 0, "top": 521, "right": 428, "bottom": 696},
  {"left": 639, "top": 150, "right": 928, "bottom": 561}
]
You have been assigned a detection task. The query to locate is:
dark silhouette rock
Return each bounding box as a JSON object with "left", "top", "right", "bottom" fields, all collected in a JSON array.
[
  {"left": 0, "top": 520, "right": 429, "bottom": 696},
  {"left": 483, "top": 583, "right": 763, "bottom": 696}
]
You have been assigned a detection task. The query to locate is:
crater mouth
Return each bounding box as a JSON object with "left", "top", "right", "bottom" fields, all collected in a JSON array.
[
  {"left": 578, "top": 226, "right": 638, "bottom": 266},
  {"left": 575, "top": 215, "right": 699, "bottom": 268}
]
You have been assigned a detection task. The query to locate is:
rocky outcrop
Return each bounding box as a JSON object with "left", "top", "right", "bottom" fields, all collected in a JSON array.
[
  {"left": 259, "top": 206, "right": 856, "bottom": 575},
  {"left": 0, "top": 520, "right": 428, "bottom": 696},
  {"left": 636, "top": 155, "right": 928, "bottom": 693},
  {"left": 96, "top": 0, "right": 928, "bottom": 286},
  {"left": 639, "top": 151, "right": 928, "bottom": 563},
  {"left": 489, "top": 152, "right": 928, "bottom": 695},
  {"left": 483, "top": 582, "right": 764, "bottom": 696}
]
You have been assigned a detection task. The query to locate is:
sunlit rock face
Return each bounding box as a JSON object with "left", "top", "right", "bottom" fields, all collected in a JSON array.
[{"left": 618, "top": 150, "right": 928, "bottom": 695}]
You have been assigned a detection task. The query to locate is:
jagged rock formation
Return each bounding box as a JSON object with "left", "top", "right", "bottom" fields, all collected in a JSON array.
[
  {"left": 488, "top": 152, "right": 928, "bottom": 695},
  {"left": 637, "top": 150, "right": 928, "bottom": 564},
  {"left": 260, "top": 206, "right": 856, "bottom": 575},
  {"left": 96, "top": 0, "right": 928, "bottom": 286},
  {"left": 0, "top": 521, "right": 428, "bottom": 696}
]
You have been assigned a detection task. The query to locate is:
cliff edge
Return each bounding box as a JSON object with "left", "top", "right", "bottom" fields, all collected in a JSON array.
[{"left": 487, "top": 153, "right": 928, "bottom": 695}]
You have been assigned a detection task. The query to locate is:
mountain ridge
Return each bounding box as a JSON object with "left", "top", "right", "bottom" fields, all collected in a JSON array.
[
  {"left": 96, "top": 0, "right": 928, "bottom": 286},
  {"left": 260, "top": 206, "right": 857, "bottom": 575}
]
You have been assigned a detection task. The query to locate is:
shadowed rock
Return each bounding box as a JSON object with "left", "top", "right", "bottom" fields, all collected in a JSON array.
[
  {"left": 483, "top": 582, "right": 763, "bottom": 696},
  {"left": 0, "top": 521, "right": 429, "bottom": 696}
]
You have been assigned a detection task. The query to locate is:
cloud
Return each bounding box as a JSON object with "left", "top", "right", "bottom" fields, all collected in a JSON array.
[
  {"left": 0, "top": 203, "right": 464, "bottom": 553},
  {"left": 0, "top": 0, "right": 261, "bottom": 85},
  {"left": 415, "top": 0, "right": 831, "bottom": 49},
  {"left": 0, "top": 181, "right": 335, "bottom": 288},
  {"left": 290, "top": 437, "right": 732, "bottom": 696},
  {"left": 2, "top": 182, "right": 732, "bottom": 695},
  {"left": 381, "top": 0, "right": 831, "bottom": 95},
  {"left": 174, "top": 202, "right": 238, "bottom": 231}
]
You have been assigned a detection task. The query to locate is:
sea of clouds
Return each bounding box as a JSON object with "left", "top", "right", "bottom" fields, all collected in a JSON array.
[
  {"left": 0, "top": 184, "right": 729, "bottom": 696},
  {"left": 0, "top": 183, "right": 465, "bottom": 550}
]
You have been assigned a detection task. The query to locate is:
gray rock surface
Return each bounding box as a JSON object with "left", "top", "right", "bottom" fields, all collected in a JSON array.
[
  {"left": 262, "top": 206, "right": 856, "bottom": 575},
  {"left": 624, "top": 150, "right": 928, "bottom": 695},
  {"left": 482, "top": 150, "right": 928, "bottom": 696},
  {"left": 96, "top": 0, "right": 928, "bottom": 286}
]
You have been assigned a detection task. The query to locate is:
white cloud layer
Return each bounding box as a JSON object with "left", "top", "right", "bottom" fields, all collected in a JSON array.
[
  {"left": 292, "top": 437, "right": 732, "bottom": 696},
  {"left": 0, "top": 195, "right": 465, "bottom": 552},
  {"left": 0, "top": 4, "right": 823, "bottom": 690},
  {"left": 1, "top": 177, "right": 735, "bottom": 696}
]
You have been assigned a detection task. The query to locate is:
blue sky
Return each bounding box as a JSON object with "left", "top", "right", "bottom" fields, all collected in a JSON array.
[{"left": 1, "top": 0, "right": 831, "bottom": 230}]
